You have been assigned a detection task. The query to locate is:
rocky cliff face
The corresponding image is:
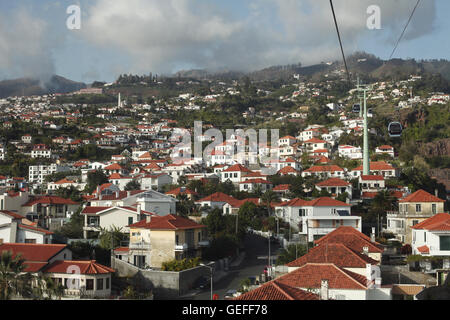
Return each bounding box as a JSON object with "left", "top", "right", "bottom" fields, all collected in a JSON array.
[{"left": 419, "top": 139, "right": 450, "bottom": 157}]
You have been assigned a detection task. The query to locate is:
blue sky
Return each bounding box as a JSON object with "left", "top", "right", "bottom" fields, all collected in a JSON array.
[{"left": 0, "top": 0, "right": 449, "bottom": 83}]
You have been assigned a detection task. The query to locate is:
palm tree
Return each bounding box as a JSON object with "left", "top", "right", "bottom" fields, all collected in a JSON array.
[
  {"left": 0, "top": 251, "right": 33, "bottom": 300},
  {"left": 261, "top": 190, "right": 280, "bottom": 217}
]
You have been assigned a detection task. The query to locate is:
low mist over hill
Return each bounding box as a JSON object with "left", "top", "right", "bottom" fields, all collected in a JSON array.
[{"left": 0, "top": 75, "right": 86, "bottom": 98}]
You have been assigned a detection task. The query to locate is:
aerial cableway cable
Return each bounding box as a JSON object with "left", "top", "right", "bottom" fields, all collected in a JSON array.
[
  {"left": 389, "top": 0, "right": 421, "bottom": 60},
  {"left": 329, "top": 0, "right": 351, "bottom": 84}
]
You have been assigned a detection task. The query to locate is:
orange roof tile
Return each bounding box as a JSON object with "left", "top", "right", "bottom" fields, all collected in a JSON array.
[
  {"left": 277, "top": 263, "right": 368, "bottom": 290},
  {"left": 411, "top": 213, "right": 450, "bottom": 231},
  {"left": 399, "top": 190, "right": 445, "bottom": 203},
  {"left": 129, "top": 215, "right": 205, "bottom": 231},
  {"left": 286, "top": 243, "right": 379, "bottom": 268},
  {"left": 234, "top": 280, "right": 320, "bottom": 301},
  {"left": 42, "top": 260, "right": 115, "bottom": 274},
  {"left": 316, "top": 178, "right": 350, "bottom": 187}
]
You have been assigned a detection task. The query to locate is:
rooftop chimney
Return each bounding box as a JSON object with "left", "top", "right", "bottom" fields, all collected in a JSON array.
[
  {"left": 363, "top": 246, "right": 369, "bottom": 255},
  {"left": 320, "top": 280, "right": 329, "bottom": 300},
  {"left": 435, "top": 189, "right": 439, "bottom": 198},
  {"left": 146, "top": 215, "right": 152, "bottom": 223},
  {"left": 127, "top": 191, "right": 131, "bottom": 197},
  {"left": 0, "top": 239, "right": 3, "bottom": 245}
]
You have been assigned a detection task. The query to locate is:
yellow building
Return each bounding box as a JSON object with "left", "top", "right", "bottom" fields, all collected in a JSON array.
[{"left": 128, "top": 215, "right": 207, "bottom": 269}]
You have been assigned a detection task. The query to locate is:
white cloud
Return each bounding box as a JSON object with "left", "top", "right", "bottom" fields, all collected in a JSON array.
[
  {"left": 79, "top": 0, "right": 437, "bottom": 75},
  {"left": 0, "top": 8, "right": 56, "bottom": 81}
]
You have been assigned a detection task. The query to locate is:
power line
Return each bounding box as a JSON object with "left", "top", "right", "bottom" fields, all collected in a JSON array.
[
  {"left": 329, "top": 0, "right": 351, "bottom": 83},
  {"left": 389, "top": 0, "right": 421, "bottom": 60}
]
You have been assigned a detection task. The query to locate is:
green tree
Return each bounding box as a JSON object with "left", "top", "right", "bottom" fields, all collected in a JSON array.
[
  {"left": 85, "top": 170, "right": 109, "bottom": 194},
  {"left": 261, "top": 190, "right": 280, "bottom": 217},
  {"left": 0, "top": 251, "right": 33, "bottom": 300},
  {"left": 276, "top": 244, "right": 308, "bottom": 265},
  {"left": 98, "top": 226, "right": 128, "bottom": 251},
  {"left": 125, "top": 180, "right": 141, "bottom": 191}
]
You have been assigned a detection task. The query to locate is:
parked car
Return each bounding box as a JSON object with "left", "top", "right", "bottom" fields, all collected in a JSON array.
[{"left": 224, "top": 289, "right": 238, "bottom": 300}]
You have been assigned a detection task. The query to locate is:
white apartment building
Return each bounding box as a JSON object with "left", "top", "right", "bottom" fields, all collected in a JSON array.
[{"left": 29, "top": 164, "right": 72, "bottom": 184}]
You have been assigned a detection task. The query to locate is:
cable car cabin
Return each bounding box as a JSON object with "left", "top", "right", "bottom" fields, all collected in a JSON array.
[
  {"left": 352, "top": 104, "right": 361, "bottom": 113},
  {"left": 388, "top": 122, "right": 403, "bottom": 137}
]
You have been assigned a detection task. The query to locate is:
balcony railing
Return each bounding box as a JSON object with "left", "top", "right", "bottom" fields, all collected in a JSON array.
[{"left": 129, "top": 242, "right": 151, "bottom": 250}]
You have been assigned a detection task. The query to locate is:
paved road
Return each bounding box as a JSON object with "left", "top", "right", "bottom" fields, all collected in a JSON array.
[{"left": 188, "top": 234, "right": 280, "bottom": 300}]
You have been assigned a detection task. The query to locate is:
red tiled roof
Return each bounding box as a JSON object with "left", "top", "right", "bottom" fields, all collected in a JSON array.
[
  {"left": 22, "top": 196, "right": 79, "bottom": 207},
  {"left": 315, "top": 227, "right": 384, "bottom": 253},
  {"left": 304, "top": 165, "right": 344, "bottom": 173},
  {"left": 0, "top": 243, "right": 68, "bottom": 264},
  {"left": 166, "top": 187, "right": 198, "bottom": 196},
  {"left": 304, "top": 138, "right": 327, "bottom": 144},
  {"left": 0, "top": 210, "right": 24, "bottom": 220},
  {"left": 225, "top": 198, "right": 260, "bottom": 208},
  {"left": 411, "top": 213, "right": 450, "bottom": 231},
  {"left": 196, "top": 192, "right": 235, "bottom": 203},
  {"left": 315, "top": 156, "right": 331, "bottom": 164},
  {"left": 278, "top": 166, "right": 298, "bottom": 174},
  {"left": 114, "top": 247, "right": 130, "bottom": 253},
  {"left": 222, "top": 164, "right": 252, "bottom": 173},
  {"left": 239, "top": 179, "right": 271, "bottom": 184},
  {"left": 361, "top": 175, "right": 384, "bottom": 181},
  {"left": 378, "top": 145, "right": 393, "bottom": 150},
  {"left": 305, "top": 197, "right": 351, "bottom": 207},
  {"left": 278, "top": 197, "right": 350, "bottom": 208},
  {"left": 277, "top": 263, "right": 368, "bottom": 290},
  {"left": 91, "top": 190, "right": 145, "bottom": 201},
  {"left": 273, "top": 184, "right": 290, "bottom": 192},
  {"left": 399, "top": 189, "right": 445, "bottom": 203},
  {"left": 18, "top": 224, "right": 53, "bottom": 235},
  {"left": 286, "top": 243, "right": 379, "bottom": 268},
  {"left": 352, "top": 161, "right": 394, "bottom": 172},
  {"left": 234, "top": 280, "right": 320, "bottom": 301},
  {"left": 316, "top": 178, "right": 350, "bottom": 187},
  {"left": 104, "top": 163, "right": 123, "bottom": 170},
  {"left": 129, "top": 215, "right": 205, "bottom": 230},
  {"left": 81, "top": 206, "right": 155, "bottom": 216},
  {"left": 243, "top": 171, "right": 267, "bottom": 178},
  {"left": 42, "top": 260, "right": 115, "bottom": 274},
  {"left": 54, "top": 178, "right": 76, "bottom": 185}
]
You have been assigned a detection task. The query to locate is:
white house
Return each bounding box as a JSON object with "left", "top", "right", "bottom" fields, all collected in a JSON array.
[
  {"left": 0, "top": 210, "right": 53, "bottom": 244},
  {"left": 351, "top": 162, "right": 397, "bottom": 179},
  {"left": 411, "top": 213, "right": 450, "bottom": 257},
  {"left": 375, "top": 145, "right": 395, "bottom": 158},
  {"left": 220, "top": 164, "right": 253, "bottom": 184},
  {"left": 139, "top": 173, "right": 173, "bottom": 192},
  {"left": 81, "top": 205, "right": 155, "bottom": 238},
  {"left": 359, "top": 175, "right": 385, "bottom": 193},
  {"left": 302, "top": 165, "right": 345, "bottom": 179},
  {"left": 316, "top": 178, "right": 353, "bottom": 200},
  {"left": 275, "top": 197, "right": 360, "bottom": 242},
  {"left": 31, "top": 144, "right": 52, "bottom": 159},
  {"left": 89, "top": 190, "right": 177, "bottom": 216},
  {"left": 338, "top": 145, "right": 363, "bottom": 160},
  {"left": 275, "top": 263, "right": 390, "bottom": 300}
]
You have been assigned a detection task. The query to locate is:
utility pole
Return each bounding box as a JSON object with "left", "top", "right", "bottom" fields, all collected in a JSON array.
[{"left": 358, "top": 82, "right": 370, "bottom": 176}]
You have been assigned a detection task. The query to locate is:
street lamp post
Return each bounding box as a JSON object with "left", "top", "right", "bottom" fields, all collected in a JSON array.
[{"left": 200, "top": 263, "right": 213, "bottom": 300}]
